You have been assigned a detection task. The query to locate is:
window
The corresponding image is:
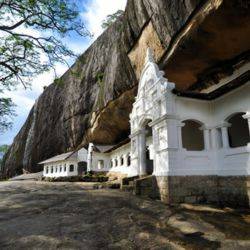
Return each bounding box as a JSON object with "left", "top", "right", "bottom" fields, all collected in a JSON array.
[
  {"left": 98, "top": 160, "right": 104, "bottom": 169},
  {"left": 121, "top": 157, "right": 124, "bottom": 166},
  {"left": 64, "top": 164, "right": 67, "bottom": 172},
  {"left": 59, "top": 166, "right": 62, "bottom": 172},
  {"left": 227, "top": 113, "right": 250, "bottom": 148},
  {"left": 115, "top": 159, "right": 118, "bottom": 167},
  {"left": 110, "top": 160, "right": 113, "bottom": 168},
  {"left": 46, "top": 167, "right": 49, "bottom": 174},
  {"left": 51, "top": 167, "right": 54, "bottom": 173},
  {"left": 69, "top": 164, "right": 74, "bottom": 172},
  {"left": 182, "top": 120, "right": 204, "bottom": 151},
  {"left": 127, "top": 155, "right": 131, "bottom": 166}
]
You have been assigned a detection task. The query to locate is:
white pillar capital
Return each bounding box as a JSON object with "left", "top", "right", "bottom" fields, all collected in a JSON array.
[
  {"left": 243, "top": 112, "right": 250, "bottom": 120},
  {"left": 177, "top": 122, "right": 185, "bottom": 128},
  {"left": 217, "top": 122, "right": 231, "bottom": 128}
]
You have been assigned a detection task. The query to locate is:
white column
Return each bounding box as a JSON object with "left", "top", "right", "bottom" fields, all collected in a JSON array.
[
  {"left": 221, "top": 123, "right": 230, "bottom": 148},
  {"left": 118, "top": 157, "right": 121, "bottom": 167},
  {"left": 177, "top": 123, "right": 184, "bottom": 149},
  {"left": 87, "top": 143, "right": 94, "bottom": 172},
  {"left": 124, "top": 155, "right": 127, "bottom": 167},
  {"left": 66, "top": 164, "right": 70, "bottom": 176},
  {"left": 243, "top": 112, "right": 250, "bottom": 134},
  {"left": 203, "top": 129, "right": 210, "bottom": 150},
  {"left": 211, "top": 128, "right": 219, "bottom": 149},
  {"left": 138, "top": 129, "right": 147, "bottom": 176}
]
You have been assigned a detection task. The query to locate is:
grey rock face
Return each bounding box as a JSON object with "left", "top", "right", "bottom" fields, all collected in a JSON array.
[{"left": 2, "top": 0, "right": 201, "bottom": 177}]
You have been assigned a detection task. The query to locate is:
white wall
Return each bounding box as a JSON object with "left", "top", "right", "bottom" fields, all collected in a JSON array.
[
  {"left": 173, "top": 82, "right": 250, "bottom": 176},
  {"left": 43, "top": 160, "right": 78, "bottom": 178},
  {"left": 109, "top": 143, "right": 131, "bottom": 175},
  {"left": 88, "top": 142, "right": 132, "bottom": 175},
  {"left": 78, "top": 148, "right": 88, "bottom": 162},
  {"left": 176, "top": 83, "right": 250, "bottom": 127},
  {"left": 90, "top": 152, "right": 111, "bottom": 172}
]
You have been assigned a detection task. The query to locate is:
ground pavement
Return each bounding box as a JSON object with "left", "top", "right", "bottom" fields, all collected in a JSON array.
[{"left": 0, "top": 181, "right": 250, "bottom": 250}]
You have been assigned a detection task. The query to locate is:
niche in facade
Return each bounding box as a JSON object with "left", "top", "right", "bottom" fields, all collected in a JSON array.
[
  {"left": 227, "top": 112, "right": 250, "bottom": 148},
  {"left": 98, "top": 160, "right": 104, "bottom": 169},
  {"left": 182, "top": 120, "right": 204, "bottom": 151},
  {"left": 69, "top": 164, "right": 74, "bottom": 172},
  {"left": 127, "top": 155, "right": 131, "bottom": 166}
]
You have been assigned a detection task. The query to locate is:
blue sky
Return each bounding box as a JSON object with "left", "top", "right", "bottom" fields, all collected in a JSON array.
[{"left": 0, "top": 0, "right": 127, "bottom": 145}]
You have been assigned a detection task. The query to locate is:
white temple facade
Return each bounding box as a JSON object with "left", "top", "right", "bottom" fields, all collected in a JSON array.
[
  {"left": 128, "top": 49, "right": 250, "bottom": 178},
  {"left": 87, "top": 48, "right": 250, "bottom": 206}
]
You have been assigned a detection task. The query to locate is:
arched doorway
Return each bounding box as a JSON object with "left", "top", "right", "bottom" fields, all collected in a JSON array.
[
  {"left": 139, "top": 119, "right": 154, "bottom": 175},
  {"left": 129, "top": 48, "right": 176, "bottom": 177},
  {"left": 145, "top": 123, "right": 154, "bottom": 175},
  {"left": 227, "top": 112, "right": 250, "bottom": 148},
  {"left": 181, "top": 120, "right": 204, "bottom": 151}
]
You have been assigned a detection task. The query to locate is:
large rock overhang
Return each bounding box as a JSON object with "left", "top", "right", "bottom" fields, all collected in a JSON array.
[
  {"left": 89, "top": 0, "right": 250, "bottom": 145},
  {"left": 159, "top": 0, "right": 250, "bottom": 96}
]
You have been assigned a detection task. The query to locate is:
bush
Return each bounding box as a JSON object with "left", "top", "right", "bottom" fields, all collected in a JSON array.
[{"left": 43, "top": 174, "right": 109, "bottom": 183}]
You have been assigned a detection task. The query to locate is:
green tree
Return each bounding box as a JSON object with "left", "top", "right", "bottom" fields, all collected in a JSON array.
[
  {"left": 0, "top": 144, "right": 9, "bottom": 170},
  {"left": 0, "top": 144, "right": 9, "bottom": 153},
  {"left": 0, "top": 97, "right": 15, "bottom": 132},
  {"left": 0, "top": 0, "right": 91, "bottom": 132},
  {"left": 101, "top": 10, "right": 124, "bottom": 29}
]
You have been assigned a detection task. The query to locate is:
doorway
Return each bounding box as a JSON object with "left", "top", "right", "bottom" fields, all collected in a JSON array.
[{"left": 144, "top": 122, "right": 154, "bottom": 175}]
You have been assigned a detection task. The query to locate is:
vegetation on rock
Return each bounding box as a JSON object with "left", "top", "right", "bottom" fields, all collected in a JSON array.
[
  {"left": 0, "top": 98, "right": 15, "bottom": 133},
  {"left": 101, "top": 10, "right": 124, "bottom": 29},
  {"left": 0, "top": 144, "right": 9, "bottom": 171}
]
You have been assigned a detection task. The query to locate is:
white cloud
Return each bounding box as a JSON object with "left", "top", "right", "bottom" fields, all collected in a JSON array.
[{"left": 82, "top": 0, "right": 127, "bottom": 40}]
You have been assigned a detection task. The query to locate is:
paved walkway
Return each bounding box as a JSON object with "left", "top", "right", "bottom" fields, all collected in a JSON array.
[{"left": 0, "top": 181, "right": 250, "bottom": 249}]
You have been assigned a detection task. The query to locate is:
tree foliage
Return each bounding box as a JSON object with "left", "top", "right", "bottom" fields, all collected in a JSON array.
[
  {"left": 0, "top": 144, "right": 9, "bottom": 153},
  {"left": 0, "top": 144, "right": 9, "bottom": 170},
  {"left": 0, "top": 0, "right": 91, "bottom": 88},
  {"left": 101, "top": 10, "right": 124, "bottom": 29},
  {"left": 0, "top": 0, "right": 91, "bottom": 132},
  {"left": 0, "top": 97, "right": 15, "bottom": 133}
]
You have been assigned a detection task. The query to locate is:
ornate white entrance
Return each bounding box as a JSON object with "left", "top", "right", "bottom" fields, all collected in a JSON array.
[{"left": 129, "top": 48, "right": 178, "bottom": 177}]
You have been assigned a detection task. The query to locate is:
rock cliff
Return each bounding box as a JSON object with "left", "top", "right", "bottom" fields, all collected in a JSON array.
[{"left": 3, "top": 0, "right": 247, "bottom": 177}]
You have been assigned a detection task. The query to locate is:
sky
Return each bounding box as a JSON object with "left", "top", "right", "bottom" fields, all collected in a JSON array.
[{"left": 0, "top": 0, "right": 127, "bottom": 145}]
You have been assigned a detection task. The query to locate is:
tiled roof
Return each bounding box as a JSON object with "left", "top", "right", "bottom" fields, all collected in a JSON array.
[
  {"left": 38, "top": 151, "right": 77, "bottom": 164},
  {"left": 93, "top": 138, "right": 130, "bottom": 153}
]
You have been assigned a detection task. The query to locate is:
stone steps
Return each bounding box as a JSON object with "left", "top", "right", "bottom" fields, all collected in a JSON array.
[
  {"left": 121, "top": 176, "right": 140, "bottom": 193},
  {"left": 122, "top": 184, "right": 134, "bottom": 192}
]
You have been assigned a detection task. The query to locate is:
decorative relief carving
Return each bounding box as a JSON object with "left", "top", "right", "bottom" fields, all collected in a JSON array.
[
  {"left": 158, "top": 127, "right": 168, "bottom": 149},
  {"left": 131, "top": 139, "right": 136, "bottom": 155}
]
